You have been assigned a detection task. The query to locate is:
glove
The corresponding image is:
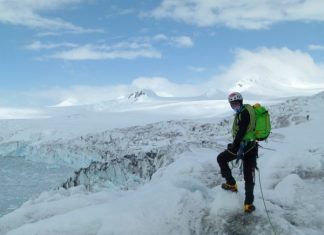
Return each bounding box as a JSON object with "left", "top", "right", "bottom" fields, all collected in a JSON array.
[{"left": 227, "top": 143, "right": 239, "bottom": 154}]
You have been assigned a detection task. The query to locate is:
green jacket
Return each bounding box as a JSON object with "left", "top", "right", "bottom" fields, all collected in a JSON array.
[{"left": 232, "top": 104, "right": 256, "bottom": 142}]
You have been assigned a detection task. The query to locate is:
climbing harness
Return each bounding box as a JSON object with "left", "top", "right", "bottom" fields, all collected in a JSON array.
[{"left": 230, "top": 142, "right": 246, "bottom": 175}]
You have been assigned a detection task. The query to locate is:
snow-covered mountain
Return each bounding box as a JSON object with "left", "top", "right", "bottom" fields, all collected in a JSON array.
[
  {"left": 0, "top": 92, "right": 323, "bottom": 234},
  {"left": 127, "top": 89, "right": 160, "bottom": 102}
]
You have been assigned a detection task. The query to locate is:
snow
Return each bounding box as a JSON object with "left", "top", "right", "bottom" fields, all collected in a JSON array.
[{"left": 0, "top": 91, "right": 324, "bottom": 234}]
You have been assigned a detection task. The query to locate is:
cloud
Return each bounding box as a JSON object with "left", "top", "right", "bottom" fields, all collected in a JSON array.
[
  {"left": 188, "top": 66, "right": 207, "bottom": 72},
  {"left": 22, "top": 85, "right": 132, "bottom": 107},
  {"left": 308, "top": 44, "right": 324, "bottom": 51},
  {"left": 151, "top": 0, "right": 324, "bottom": 29},
  {"left": 6, "top": 47, "right": 324, "bottom": 107},
  {"left": 209, "top": 47, "right": 324, "bottom": 97},
  {"left": 26, "top": 34, "right": 193, "bottom": 61},
  {"left": 19, "top": 79, "right": 205, "bottom": 106},
  {"left": 0, "top": 0, "right": 91, "bottom": 32},
  {"left": 25, "top": 41, "right": 77, "bottom": 50},
  {"left": 153, "top": 34, "right": 169, "bottom": 41},
  {"left": 106, "top": 5, "right": 136, "bottom": 18},
  {"left": 46, "top": 48, "right": 324, "bottom": 101},
  {"left": 132, "top": 77, "right": 205, "bottom": 97},
  {"left": 172, "top": 36, "right": 194, "bottom": 47},
  {"left": 153, "top": 34, "right": 194, "bottom": 47},
  {"left": 49, "top": 42, "right": 162, "bottom": 60},
  {"left": 5, "top": 78, "right": 205, "bottom": 107}
]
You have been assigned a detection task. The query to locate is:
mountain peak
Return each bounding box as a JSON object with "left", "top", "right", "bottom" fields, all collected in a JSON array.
[{"left": 127, "top": 89, "right": 158, "bottom": 102}]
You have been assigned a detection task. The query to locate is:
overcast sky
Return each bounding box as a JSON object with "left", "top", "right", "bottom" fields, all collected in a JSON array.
[{"left": 1, "top": 0, "right": 324, "bottom": 106}]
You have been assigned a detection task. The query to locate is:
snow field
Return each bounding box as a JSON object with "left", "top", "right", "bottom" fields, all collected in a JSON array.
[{"left": 0, "top": 92, "right": 324, "bottom": 234}]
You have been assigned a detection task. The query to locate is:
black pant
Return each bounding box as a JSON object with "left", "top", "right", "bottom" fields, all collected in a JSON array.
[{"left": 217, "top": 145, "right": 257, "bottom": 204}]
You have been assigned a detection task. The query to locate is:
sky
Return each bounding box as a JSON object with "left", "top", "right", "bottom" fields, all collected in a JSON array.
[{"left": 1, "top": 0, "right": 324, "bottom": 107}]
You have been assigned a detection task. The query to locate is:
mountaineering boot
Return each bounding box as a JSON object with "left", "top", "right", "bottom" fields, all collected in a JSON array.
[
  {"left": 221, "top": 183, "right": 238, "bottom": 192},
  {"left": 243, "top": 204, "right": 255, "bottom": 213}
]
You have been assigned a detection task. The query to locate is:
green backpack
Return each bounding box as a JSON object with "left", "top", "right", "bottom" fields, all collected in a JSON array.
[{"left": 253, "top": 103, "right": 271, "bottom": 141}]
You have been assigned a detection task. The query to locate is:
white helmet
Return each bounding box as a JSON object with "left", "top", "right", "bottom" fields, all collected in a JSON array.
[{"left": 228, "top": 92, "right": 243, "bottom": 102}]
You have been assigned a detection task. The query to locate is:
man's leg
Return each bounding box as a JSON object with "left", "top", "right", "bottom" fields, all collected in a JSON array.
[
  {"left": 243, "top": 147, "right": 257, "bottom": 205},
  {"left": 217, "top": 150, "right": 237, "bottom": 185}
]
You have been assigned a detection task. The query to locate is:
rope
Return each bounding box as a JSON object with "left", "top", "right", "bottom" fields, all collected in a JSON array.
[
  {"left": 257, "top": 168, "right": 278, "bottom": 235},
  {"left": 258, "top": 144, "right": 276, "bottom": 152},
  {"left": 226, "top": 143, "right": 277, "bottom": 233}
]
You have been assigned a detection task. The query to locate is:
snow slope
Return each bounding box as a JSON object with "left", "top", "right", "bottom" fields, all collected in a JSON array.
[
  {"left": 0, "top": 91, "right": 235, "bottom": 168},
  {"left": 0, "top": 92, "right": 324, "bottom": 234}
]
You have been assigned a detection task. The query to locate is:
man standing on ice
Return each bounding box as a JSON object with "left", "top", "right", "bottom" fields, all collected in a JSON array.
[{"left": 217, "top": 92, "right": 258, "bottom": 213}]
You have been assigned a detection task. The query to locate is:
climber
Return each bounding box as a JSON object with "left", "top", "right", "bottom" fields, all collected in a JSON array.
[{"left": 217, "top": 92, "right": 258, "bottom": 213}]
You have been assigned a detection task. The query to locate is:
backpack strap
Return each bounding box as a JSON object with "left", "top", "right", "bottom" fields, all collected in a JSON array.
[{"left": 243, "top": 104, "right": 256, "bottom": 142}]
